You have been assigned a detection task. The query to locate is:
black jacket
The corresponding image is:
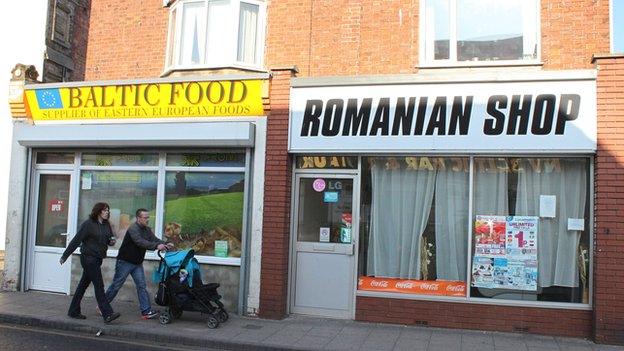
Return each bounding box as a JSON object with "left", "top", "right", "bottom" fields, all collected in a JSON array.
[
  {"left": 117, "top": 222, "right": 165, "bottom": 265},
  {"left": 62, "top": 218, "right": 113, "bottom": 261}
]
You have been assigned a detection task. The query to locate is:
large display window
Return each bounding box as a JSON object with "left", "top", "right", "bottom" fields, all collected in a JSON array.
[
  {"left": 37, "top": 150, "right": 248, "bottom": 264},
  {"left": 356, "top": 155, "right": 592, "bottom": 306}
]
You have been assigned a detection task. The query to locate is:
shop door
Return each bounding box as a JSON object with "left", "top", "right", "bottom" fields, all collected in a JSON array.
[
  {"left": 29, "top": 172, "right": 73, "bottom": 293},
  {"left": 291, "top": 174, "right": 359, "bottom": 319}
]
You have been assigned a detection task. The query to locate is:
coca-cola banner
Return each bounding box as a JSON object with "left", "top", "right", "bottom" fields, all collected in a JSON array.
[
  {"left": 289, "top": 73, "right": 596, "bottom": 153},
  {"left": 358, "top": 276, "right": 466, "bottom": 297}
]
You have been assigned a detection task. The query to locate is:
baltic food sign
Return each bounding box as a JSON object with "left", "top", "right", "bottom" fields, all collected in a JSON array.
[
  {"left": 24, "top": 79, "right": 265, "bottom": 121},
  {"left": 289, "top": 78, "right": 597, "bottom": 152}
]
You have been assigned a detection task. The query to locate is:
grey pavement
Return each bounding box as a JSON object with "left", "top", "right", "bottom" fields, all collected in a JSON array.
[{"left": 0, "top": 291, "right": 622, "bottom": 351}]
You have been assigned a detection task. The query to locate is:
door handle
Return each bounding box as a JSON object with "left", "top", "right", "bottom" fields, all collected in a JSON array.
[{"left": 59, "top": 233, "right": 68, "bottom": 236}]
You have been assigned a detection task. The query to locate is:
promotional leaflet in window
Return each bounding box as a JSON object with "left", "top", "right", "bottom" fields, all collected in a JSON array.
[{"left": 471, "top": 215, "right": 538, "bottom": 291}]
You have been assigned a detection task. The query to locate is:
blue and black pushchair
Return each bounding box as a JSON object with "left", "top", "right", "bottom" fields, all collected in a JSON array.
[{"left": 153, "top": 249, "right": 228, "bottom": 328}]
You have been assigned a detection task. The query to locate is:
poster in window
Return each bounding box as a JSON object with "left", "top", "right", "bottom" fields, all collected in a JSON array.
[
  {"left": 505, "top": 216, "right": 538, "bottom": 259},
  {"left": 474, "top": 215, "right": 506, "bottom": 257},
  {"left": 472, "top": 216, "right": 539, "bottom": 291}
]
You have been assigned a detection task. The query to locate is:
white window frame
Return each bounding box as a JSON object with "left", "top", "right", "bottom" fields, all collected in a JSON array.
[
  {"left": 41, "top": 150, "right": 249, "bottom": 266},
  {"left": 164, "top": 0, "right": 266, "bottom": 73},
  {"left": 418, "top": 0, "right": 542, "bottom": 68}
]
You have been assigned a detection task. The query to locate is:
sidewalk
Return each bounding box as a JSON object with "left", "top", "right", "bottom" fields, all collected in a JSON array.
[{"left": 0, "top": 291, "right": 622, "bottom": 351}]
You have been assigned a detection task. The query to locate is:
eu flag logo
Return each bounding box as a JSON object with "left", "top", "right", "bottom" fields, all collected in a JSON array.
[{"left": 35, "top": 89, "right": 63, "bottom": 109}]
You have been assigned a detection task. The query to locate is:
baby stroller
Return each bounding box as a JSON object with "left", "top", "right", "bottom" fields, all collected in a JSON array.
[{"left": 153, "top": 249, "right": 228, "bottom": 328}]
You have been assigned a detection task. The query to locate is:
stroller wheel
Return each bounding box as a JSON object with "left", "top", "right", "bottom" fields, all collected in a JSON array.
[
  {"left": 159, "top": 311, "right": 172, "bottom": 325},
  {"left": 170, "top": 306, "right": 183, "bottom": 319},
  {"left": 206, "top": 315, "right": 219, "bottom": 329},
  {"left": 216, "top": 309, "right": 229, "bottom": 323}
]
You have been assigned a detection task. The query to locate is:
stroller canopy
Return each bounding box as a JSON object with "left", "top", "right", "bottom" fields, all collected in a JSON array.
[{"left": 153, "top": 249, "right": 201, "bottom": 287}]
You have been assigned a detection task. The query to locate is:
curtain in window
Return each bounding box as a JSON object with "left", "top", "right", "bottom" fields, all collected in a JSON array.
[
  {"left": 179, "top": 2, "right": 205, "bottom": 65},
  {"left": 515, "top": 159, "right": 586, "bottom": 288},
  {"left": 434, "top": 167, "right": 469, "bottom": 281},
  {"left": 237, "top": 2, "right": 259, "bottom": 64},
  {"left": 474, "top": 166, "right": 509, "bottom": 216},
  {"left": 367, "top": 161, "right": 436, "bottom": 279},
  {"left": 205, "top": 0, "right": 230, "bottom": 64}
]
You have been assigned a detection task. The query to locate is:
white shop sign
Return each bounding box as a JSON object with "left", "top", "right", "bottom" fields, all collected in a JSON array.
[{"left": 289, "top": 78, "right": 596, "bottom": 153}]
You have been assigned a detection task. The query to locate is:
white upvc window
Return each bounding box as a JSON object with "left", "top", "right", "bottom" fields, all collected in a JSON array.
[
  {"left": 165, "top": 0, "right": 266, "bottom": 71},
  {"left": 420, "top": 0, "right": 540, "bottom": 67}
]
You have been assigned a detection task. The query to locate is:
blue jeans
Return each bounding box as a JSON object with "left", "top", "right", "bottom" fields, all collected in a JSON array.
[{"left": 105, "top": 259, "right": 152, "bottom": 315}]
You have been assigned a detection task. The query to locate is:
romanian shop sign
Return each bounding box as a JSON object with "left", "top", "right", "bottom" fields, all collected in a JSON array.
[
  {"left": 24, "top": 79, "right": 265, "bottom": 122},
  {"left": 289, "top": 77, "right": 596, "bottom": 152}
]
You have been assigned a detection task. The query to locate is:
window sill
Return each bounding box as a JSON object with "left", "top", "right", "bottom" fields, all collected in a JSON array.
[
  {"left": 356, "top": 290, "right": 592, "bottom": 310},
  {"left": 161, "top": 64, "right": 269, "bottom": 78},
  {"left": 417, "top": 60, "right": 543, "bottom": 71}
]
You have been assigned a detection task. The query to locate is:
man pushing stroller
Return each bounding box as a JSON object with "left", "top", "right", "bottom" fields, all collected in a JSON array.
[{"left": 103, "top": 208, "right": 173, "bottom": 319}]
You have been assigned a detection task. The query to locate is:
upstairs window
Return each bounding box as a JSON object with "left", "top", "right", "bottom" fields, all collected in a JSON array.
[
  {"left": 165, "top": 0, "right": 265, "bottom": 70},
  {"left": 421, "top": 0, "right": 540, "bottom": 66},
  {"left": 612, "top": 0, "right": 624, "bottom": 53}
]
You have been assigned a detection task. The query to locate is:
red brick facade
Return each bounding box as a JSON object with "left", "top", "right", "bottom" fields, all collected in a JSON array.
[
  {"left": 259, "top": 67, "right": 295, "bottom": 319},
  {"left": 593, "top": 55, "right": 624, "bottom": 344},
  {"left": 357, "top": 297, "right": 593, "bottom": 338},
  {"left": 83, "top": 0, "right": 167, "bottom": 80},
  {"left": 62, "top": 0, "right": 622, "bottom": 343}
]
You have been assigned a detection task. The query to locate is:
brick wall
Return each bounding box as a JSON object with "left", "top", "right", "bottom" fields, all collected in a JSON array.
[
  {"left": 357, "top": 297, "right": 593, "bottom": 338},
  {"left": 76, "top": 1, "right": 611, "bottom": 80},
  {"left": 83, "top": 0, "right": 167, "bottom": 80},
  {"left": 70, "top": 0, "right": 91, "bottom": 80},
  {"left": 593, "top": 55, "right": 624, "bottom": 344},
  {"left": 258, "top": 68, "right": 295, "bottom": 319},
  {"left": 265, "top": 0, "right": 610, "bottom": 75}
]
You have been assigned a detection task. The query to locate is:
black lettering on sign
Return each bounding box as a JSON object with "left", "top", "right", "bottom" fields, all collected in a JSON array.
[
  {"left": 484, "top": 95, "right": 507, "bottom": 135},
  {"left": 449, "top": 96, "right": 472, "bottom": 135},
  {"left": 531, "top": 94, "right": 556, "bottom": 135},
  {"left": 392, "top": 97, "right": 416, "bottom": 136},
  {"left": 301, "top": 99, "right": 323, "bottom": 136},
  {"left": 425, "top": 97, "right": 447, "bottom": 135},
  {"left": 322, "top": 99, "right": 343, "bottom": 136},
  {"left": 413, "top": 97, "right": 428, "bottom": 135},
  {"left": 555, "top": 94, "right": 580, "bottom": 134},
  {"left": 370, "top": 98, "right": 390, "bottom": 136},
  {"left": 506, "top": 95, "right": 532, "bottom": 135},
  {"left": 342, "top": 98, "right": 372, "bottom": 136}
]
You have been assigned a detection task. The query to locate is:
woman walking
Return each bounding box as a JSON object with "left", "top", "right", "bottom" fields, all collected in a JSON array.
[{"left": 59, "top": 202, "right": 121, "bottom": 323}]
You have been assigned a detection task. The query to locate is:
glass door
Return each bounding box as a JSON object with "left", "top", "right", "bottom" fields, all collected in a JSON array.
[
  {"left": 290, "top": 174, "right": 359, "bottom": 318},
  {"left": 29, "top": 172, "right": 73, "bottom": 293}
]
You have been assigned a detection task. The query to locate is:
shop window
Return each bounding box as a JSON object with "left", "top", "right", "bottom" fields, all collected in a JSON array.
[
  {"left": 165, "top": 0, "right": 266, "bottom": 70},
  {"left": 82, "top": 153, "right": 159, "bottom": 167},
  {"left": 421, "top": 0, "right": 539, "bottom": 65},
  {"left": 358, "top": 157, "right": 470, "bottom": 297},
  {"left": 166, "top": 152, "right": 246, "bottom": 167},
  {"left": 295, "top": 156, "right": 358, "bottom": 170},
  {"left": 470, "top": 158, "right": 590, "bottom": 303},
  {"left": 357, "top": 156, "right": 591, "bottom": 304},
  {"left": 78, "top": 171, "right": 158, "bottom": 250},
  {"left": 36, "top": 152, "right": 74, "bottom": 164},
  {"left": 162, "top": 171, "right": 245, "bottom": 257},
  {"left": 612, "top": 0, "right": 624, "bottom": 53}
]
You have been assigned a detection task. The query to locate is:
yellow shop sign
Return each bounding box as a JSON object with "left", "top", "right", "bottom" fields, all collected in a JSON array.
[{"left": 24, "top": 79, "right": 265, "bottom": 121}]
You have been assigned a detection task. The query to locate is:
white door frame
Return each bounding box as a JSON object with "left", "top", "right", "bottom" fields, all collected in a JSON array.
[
  {"left": 27, "top": 169, "right": 78, "bottom": 294},
  {"left": 288, "top": 170, "right": 361, "bottom": 319}
]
